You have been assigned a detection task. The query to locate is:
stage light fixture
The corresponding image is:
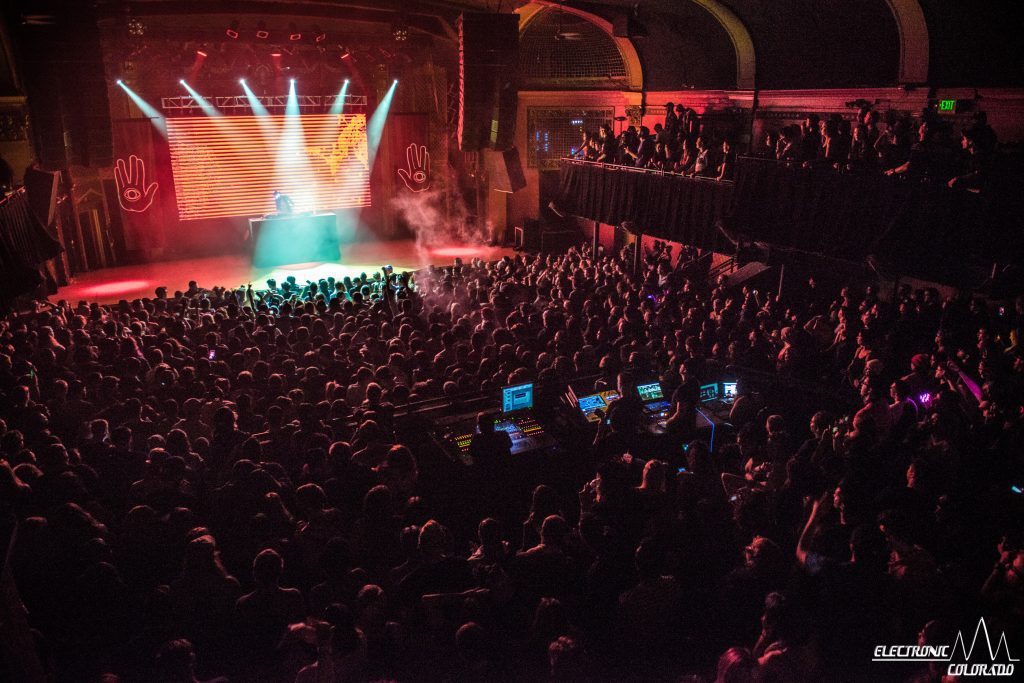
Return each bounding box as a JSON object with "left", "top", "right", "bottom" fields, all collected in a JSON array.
[
  {"left": 288, "top": 23, "right": 302, "bottom": 41},
  {"left": 256, "top": 22, "right": 269, "bottom": 40},
  {"left": 22, "top": 13, "right": 56, "bottom": 26},
  {"left": 187, "top": 50, "right": 208, "bottom": 80},
  {"left": 339, "top": 46, "right": 352, "bottom": 60},
  {"left": 313, "top": 26, "right": 326, "bottom": 44},
  {"left": 179, "top": 79, "right": 186, "bottom": 85},
  {"left": 116, "top": 79, "right": 123, "bottom": 85},
  {"left": 239, "top": 78, "right": 246, "bottom": 84},
  {"left": 225, "top": 20, "right": 239, "bottom": 39},
  {"left": 126, "top": 16, "right": 146, "bottom": 37},
  {"left": 392, "top": 18, "right": 409, "bottom": 42}
]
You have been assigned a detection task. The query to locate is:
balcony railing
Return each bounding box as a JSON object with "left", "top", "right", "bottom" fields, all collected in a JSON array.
[
  {"left": 557, "top": 158, "right": 735, "bottom": 253},
  {"left": 557, "top": 157, "right": 1023, "bottom": 284}
]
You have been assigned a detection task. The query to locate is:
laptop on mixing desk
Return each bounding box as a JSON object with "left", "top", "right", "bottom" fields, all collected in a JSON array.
[
  {"left": 637, "top": 381, "right": 670, "bottom": 412},
  {"left": 577, "top": 393, "right": 608, "bottom": 423},
  {"left": 699, "top": 383, "right": 720, "bottom": 404}
]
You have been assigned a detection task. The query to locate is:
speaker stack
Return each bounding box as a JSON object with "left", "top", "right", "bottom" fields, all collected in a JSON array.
[
  {"left": 458, "top": 12, "right": 519, "bottom": 152},
  {"left": 16, "top": 4, "right": 113, "bottom": 169},
  {"left": 490, "top": 147, "right": 527, "bottom": 193}
]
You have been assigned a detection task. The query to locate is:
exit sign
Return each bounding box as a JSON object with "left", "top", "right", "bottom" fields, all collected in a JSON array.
[{"left": 938, "top": 99, "right": 957, "bottom": 112}]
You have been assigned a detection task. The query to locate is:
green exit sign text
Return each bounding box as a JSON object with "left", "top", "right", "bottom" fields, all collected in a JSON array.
[{"left": 938, "top": 99, "right": 957, "bottom": 112}]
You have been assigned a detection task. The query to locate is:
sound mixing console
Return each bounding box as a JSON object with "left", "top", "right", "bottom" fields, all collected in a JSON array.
[
  {"left": 699, "top": 381, "right": 739, "bottom": 424},
  {"left": 441, "top": 412, "right": 554, "bottom": 463},
  {"left": 438, "top": 382, "right": 555, "bottom": 464},
  {"left": 638, "top": 381, "right": 670, "bottom": 433},
  {"left": 576, "top": 390, "right": 621, "bottom": 423},
  {"left": 575, "top": 383, "right": 670, "bottom": 434}
]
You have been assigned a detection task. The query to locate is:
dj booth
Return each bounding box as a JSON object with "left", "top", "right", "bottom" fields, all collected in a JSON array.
[{"left": 248, "top": 213, "right": 339, "bottom": 267}]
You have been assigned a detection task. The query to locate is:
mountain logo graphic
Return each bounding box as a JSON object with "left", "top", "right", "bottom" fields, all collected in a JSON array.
[
  {"left": 949, "top": 618, "right": 1019, "bottom": 663},
  {"left": 873, "top": 618, "right": 1017, "bottom": 677}
]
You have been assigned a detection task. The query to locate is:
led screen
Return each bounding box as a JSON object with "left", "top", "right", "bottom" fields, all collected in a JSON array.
[
  {"left": 502, "top": 383, "right": 534, "bottom": 413},
  {"left": 166, "top": 113, "right": 371, "bottom": 221},
  {"left": 699, "top": 383, "right": 720, "bottom": 403},
  {"left": 577, "top": 394, "right": 606, "bottom": 412},
  {"left": 637, "top": 382, "right": 664, "bottom": 402}
]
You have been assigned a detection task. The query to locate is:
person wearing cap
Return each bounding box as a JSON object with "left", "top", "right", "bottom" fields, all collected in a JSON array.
[{"left": 902, "top": 353, "right": 935, "bottom": 403}]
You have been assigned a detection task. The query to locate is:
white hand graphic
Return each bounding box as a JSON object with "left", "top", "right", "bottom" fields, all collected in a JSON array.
[
  {"left": 114, "top": 154, "right": 158, "bottom": 213},
  {"left": 398, "top": 143, "right": 430, "bottom": 192}
]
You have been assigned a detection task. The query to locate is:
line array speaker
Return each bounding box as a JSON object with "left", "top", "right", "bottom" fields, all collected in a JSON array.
[{"left": 458, "top": 12, "right": 519, "bottom": 152}]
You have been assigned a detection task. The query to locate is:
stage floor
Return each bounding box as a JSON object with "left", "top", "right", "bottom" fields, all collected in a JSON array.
[{"left": 56, "top": 240, "right": 516, "bottom": 304}]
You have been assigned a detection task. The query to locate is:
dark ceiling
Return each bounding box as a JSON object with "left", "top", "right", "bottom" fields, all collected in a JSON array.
[{"left": 6, "top": 0, "right": 1024, "bottom": 91}]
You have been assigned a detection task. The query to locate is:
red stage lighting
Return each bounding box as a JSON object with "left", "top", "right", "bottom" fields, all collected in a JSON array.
[
  {"left": 313, "top": 27, "right": 326, "bottom": 44},
  {"left": 225, "top": 20, "right": 239, "bottom": 39},
  {"left": 188, "top": 50, "right": 207, "bottom": 79},
  {"left": 429, "top": 246, "right": 488, "bottom": 259},
  {"left": 81, "top": 279, "right": 153, "bottom": 298},
  {"left": 256, "top": 22, "right": 269, "bottom": 40},
  {"left": 289, "top": 23, "right": 302, "bottom": 41}
]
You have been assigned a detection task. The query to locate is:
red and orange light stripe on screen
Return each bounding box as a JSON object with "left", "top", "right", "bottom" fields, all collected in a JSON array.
[{"left": 166, "top": 114, "right": 372, "bottom": 221}]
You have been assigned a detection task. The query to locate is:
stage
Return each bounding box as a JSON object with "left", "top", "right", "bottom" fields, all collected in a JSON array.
[{"left": 56, "top": 240, "right": 516, "bottom": 304}]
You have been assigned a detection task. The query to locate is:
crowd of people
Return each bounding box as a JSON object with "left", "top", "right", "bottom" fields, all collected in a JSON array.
[
  {"left": 1, "top": 241, "right": 1023, "bottom": 682},
  {"left": 571, "top": 104, "right": 736, "bottom": 181},
  {"left": 572, "top": 103, "right": 1001, "bottom": 190}
]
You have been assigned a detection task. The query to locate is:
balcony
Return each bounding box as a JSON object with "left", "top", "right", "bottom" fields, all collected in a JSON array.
[{"left": 557, "top": 157, "right": 1023, "bottom": 283}]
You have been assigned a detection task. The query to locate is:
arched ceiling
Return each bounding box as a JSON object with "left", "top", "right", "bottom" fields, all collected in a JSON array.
[{"left": 16, "top": 0, "right": 1020, "bottom": 90}]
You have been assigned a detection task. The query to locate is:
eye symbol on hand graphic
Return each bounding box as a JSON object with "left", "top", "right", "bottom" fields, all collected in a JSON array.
[
  {"left": 114, "top": 154, "right": 158, "bottom": 212},
  {"left": 398, "top": 143, "right": 430, "bottom": 192}
]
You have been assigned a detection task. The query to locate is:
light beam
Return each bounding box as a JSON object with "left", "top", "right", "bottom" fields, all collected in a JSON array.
[
  {"left": 367, "top": 79, "right": 397, "bottom": 170},
  {"left": 328, "top": 79, "right": 350, "bottom": 116},
  {"left": 274, "top": 78, "right": 316, "bottom": 212},
  {"left": 240, "top": 79, "right": 269, "bottom": 116},
  {"left": 117, "top": 80, "right": 167, "bottom": 139},
  {"left": 180, "top": 80, "right": 221, "bottom": 117}
]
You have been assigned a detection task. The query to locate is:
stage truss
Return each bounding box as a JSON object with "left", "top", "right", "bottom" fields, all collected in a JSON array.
[{"left": 160, "top": 94, "right": 369, "bottom": 116}]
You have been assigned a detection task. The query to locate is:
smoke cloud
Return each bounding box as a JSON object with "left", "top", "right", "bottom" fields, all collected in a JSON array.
[{"left": 389, "top": 189, "right": 490, "bottom": 262}]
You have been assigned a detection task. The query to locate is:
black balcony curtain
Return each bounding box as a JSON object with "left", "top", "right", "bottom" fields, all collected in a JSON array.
[
  {"left": 0, "top": 188, "right": 63, "bottom": 312},
  {"left": 560, "top": 158, "right": 1023, "bottom": 284},
  {"left": 557, "top": 162, "right": 733, "bottom": 250},
  {"left": 732, "top": 158, "right": 1024, "bottom": 281}
]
